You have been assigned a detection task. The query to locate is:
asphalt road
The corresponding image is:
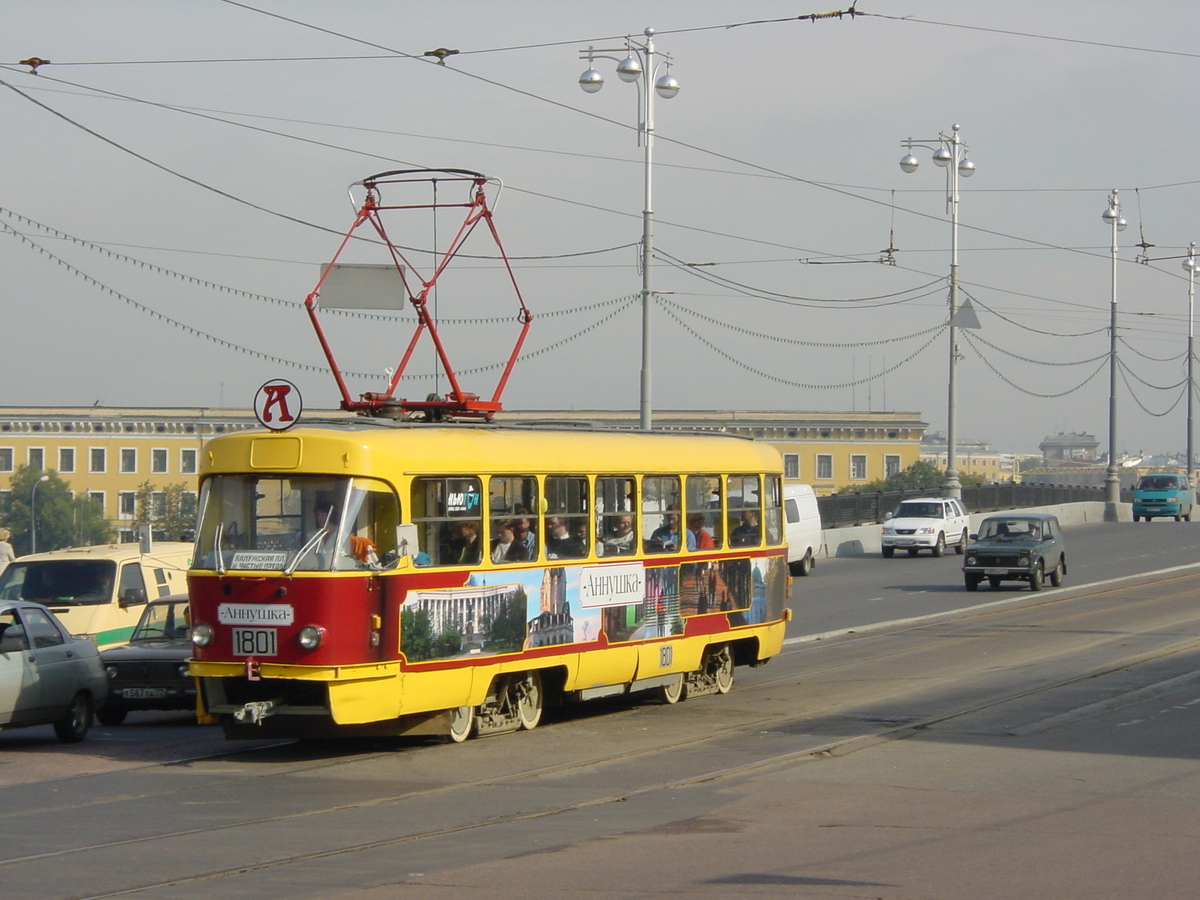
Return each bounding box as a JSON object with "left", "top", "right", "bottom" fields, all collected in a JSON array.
[
  {"left": 3, "top": 519, "right": 1200, "bottom": 900},
  {"left": 790, "top": 518, "right": 1200, "bottom": 636}
]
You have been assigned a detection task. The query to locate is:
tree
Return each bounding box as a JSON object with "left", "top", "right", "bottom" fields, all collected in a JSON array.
[
  {"left": 0, "top": 465, "right": 113, "bottom": 556},
  {"left": 853, "top": 460, "right": 946, "bottom": 494},
  {"left": 134, "top": 481, "right": 196, "bottom": 542}
]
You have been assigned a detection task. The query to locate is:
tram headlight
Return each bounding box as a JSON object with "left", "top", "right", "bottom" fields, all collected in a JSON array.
[
  {"left": 191, "top": 623, "right": 214, "bottom": 647},
  {"left": 298, "top": 625, "right": 325, "bottom": 650}
]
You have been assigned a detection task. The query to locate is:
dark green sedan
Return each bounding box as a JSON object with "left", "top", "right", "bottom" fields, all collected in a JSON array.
[{"left": 963, "top": 513, "right": 1066, "bottom": 592}]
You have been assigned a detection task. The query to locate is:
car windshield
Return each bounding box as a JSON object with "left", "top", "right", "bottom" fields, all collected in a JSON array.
[
  {"left": 0, "top": 560, "right": 117, "bottom": 606},
  {"left": 895, "top": 502, "right": 943, "bottom": 519},
  {"left": 1137, "top": 475, "right": 1181, "bottom": 491},
  {"left": 193, "top": 474, "right": 402, "bottom": 572},
  {"left": 980, "top": 519, "right": 1041, "bottom": 540},
  {"left": 132, "top": 601, "right": 189, "bottom": 641}
]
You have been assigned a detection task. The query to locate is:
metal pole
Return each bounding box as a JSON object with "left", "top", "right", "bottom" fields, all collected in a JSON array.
[
  {"left": 31, "top": 475, "right": 48, "bottom": 554},
  {"left": 943, "top": 126, "right": 962, "bottom": 500},
  {"left": 639, "top": 35, "right": 655, "bottom": 432},
  {"left": 1188, "top": 242, "right": 1196, "bottom": 488},
  {"left": 1104, "top": 190, "right": 1121, "bottom": 521}
]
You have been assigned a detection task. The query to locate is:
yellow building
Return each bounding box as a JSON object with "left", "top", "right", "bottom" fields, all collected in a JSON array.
[
  {"left": 920, "top": 433, "right": 1016, "bottom": 483},
  {"left": 498, "top": 410, "right": 928, "bottom": 496},
  {"left": 0, "top": 407, "right": 928, "bottom": 538},
  {"left": 0, "top": 407, "right": 258, "bottom": 542}
]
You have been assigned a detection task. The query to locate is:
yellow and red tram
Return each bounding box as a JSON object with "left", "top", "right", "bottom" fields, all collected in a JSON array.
[{"left": 187, "top": 421, "right": 791, "bottom": 741}]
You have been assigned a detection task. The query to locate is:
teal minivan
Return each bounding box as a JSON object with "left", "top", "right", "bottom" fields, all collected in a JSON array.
[{"left": 1132, "top": 473, "right": 1194, "bottom": 522}]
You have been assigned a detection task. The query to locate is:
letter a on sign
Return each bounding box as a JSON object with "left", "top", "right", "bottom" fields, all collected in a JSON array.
[{"left": 254, "top": 379, "right": 303, "bottom": 431}]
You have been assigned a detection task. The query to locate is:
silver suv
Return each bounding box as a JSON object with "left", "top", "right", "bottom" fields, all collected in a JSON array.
[{"left": 880, "top": 497, "right": 970, "bottom": 558}]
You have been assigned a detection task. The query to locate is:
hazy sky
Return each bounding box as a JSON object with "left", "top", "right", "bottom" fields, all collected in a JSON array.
[{"left": 4, "top": 1, "right": 1199, "bottom": 456}]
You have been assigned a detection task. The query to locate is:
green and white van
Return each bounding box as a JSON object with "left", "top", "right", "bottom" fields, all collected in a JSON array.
[{"left": 0, "top": 543, "right": 192, "bottom": 647}]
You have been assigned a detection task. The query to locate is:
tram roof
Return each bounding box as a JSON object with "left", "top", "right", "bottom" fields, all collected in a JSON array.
[{"left": 202, "top": 419, "right": 783, "bottom": 479}]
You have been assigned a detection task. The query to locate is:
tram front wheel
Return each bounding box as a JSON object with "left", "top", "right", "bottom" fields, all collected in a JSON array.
[
  {"left": 657, "top": 673, "right": 685, "bottom": 704},
  {"left": 515, "top": 671, "right": 543, "bottom": 730},
  {"left": 445, "top": 705, "right": 476, "bottom": 743}
]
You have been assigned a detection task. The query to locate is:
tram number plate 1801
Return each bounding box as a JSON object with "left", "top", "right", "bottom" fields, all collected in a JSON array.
[{"left": 232, "top": 627, "right": 278, "bottom": 657}]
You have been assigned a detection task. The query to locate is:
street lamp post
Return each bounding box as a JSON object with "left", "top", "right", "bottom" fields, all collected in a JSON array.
[
  {"left": 1101, "top": 190, "right": 1127, "bottom": 521},
  {"left": 1184, "top": 242, "right": 1197, "bottom": 486},
  {"left": 30, "top": 473, "right": 49, "bottom": 554},
  {"left": 899, "top": 124, "right": 976, "bottom": 500},
  {"left": 579, "top": 28, "right": 679, "bottom": 431}
]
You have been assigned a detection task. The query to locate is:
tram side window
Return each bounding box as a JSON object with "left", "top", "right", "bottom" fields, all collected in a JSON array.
[
  {"left": 686, "top": 475, "right": 723, "bottom": 551},
  {"left": 643, "top": 475, "right": 685, "bottom": 553},
  {"left": 597, "top": 476, "right": 637, "bottom": 556},
  {"left": 727, "top": 474, "right": 763, "bottom": 547},
  {"left": 545, "top": 476, "right": 589, "bottom": 559},
  {"left": 763, "top": 473, "right": 783, "bottom": 545},
  {"left": 488, "top": 476, "right": 539, "bottom": 564},
  {"left": 411, "top": 477, "right": 483, "bottom": 567},
  {"left": 336, "top": 479, "right": 401, "bottom": 570}
]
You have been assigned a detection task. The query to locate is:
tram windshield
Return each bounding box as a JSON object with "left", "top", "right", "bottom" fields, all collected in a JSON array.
[{"left": 193, "top": 475, "right": 401, "bottom": 572}]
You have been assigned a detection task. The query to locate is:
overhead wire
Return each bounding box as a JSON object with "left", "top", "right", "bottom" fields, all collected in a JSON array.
[{"left": 659, "top": 297, "right": 942, "bottom": 389}]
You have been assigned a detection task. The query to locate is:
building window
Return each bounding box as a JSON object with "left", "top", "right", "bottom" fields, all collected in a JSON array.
[
  {"left": 151, "top": 491, "right": 167, "bottom": 519},
  {"left": 850, "top": 454, "right": 867, "bottom": 480},
  {"left": 0, "top": 449, "right": 11, "bottom": 473},
  {"left": 783, "top": 454, "right": 799, "bottom": 479},
  {"left": 120, "top": 448, "right": 137, "bottom": 474},
  {"left": 58, "top": 447, "right": 75, "bottom": 473},
  {"left": 90, "top": 447, "right": 106, "bottom": 473},
  {"left": 151, "top": 448, "right": 168, "bottom": 474},
  {"left": 181, "top": 491, "right": 198, "bottom": 520},
  {"left": 180, "top": 448, "right": 197, "bottom": 475},
  {"left": 88, "top": 491, "right": 105, "bottom": 514},
  {"left": 119, "top": 491, "right": 136, "bottom": 520},
  {"left": 816, "top": 454, "right": 833, "bottom": 480},
  {"left": 28, "top": 447, "right": 44, "bottom": 471},
  {"left": 885, "top": 454, "right": 901, "bottom": 478}
]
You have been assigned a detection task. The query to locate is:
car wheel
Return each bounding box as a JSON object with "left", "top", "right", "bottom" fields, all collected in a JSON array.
[
  {"left": 789, "top": 551, "right": 813, "bottom": 576},
  {"left": 97, "top": 705, "right": 128, "bottom": 726},
  {"left": 54, "top": 692, "right": 93, "bottom": 743},
  {"left": 907, "top": 547, "right": 919, "bottom": 557},
  {"left": 988, "top": 575, "right": 1002, "bottom": 589},
  {"left": 964, "top": 575, "right": 981, "bottom": 591},
  {"left": 882, "top": 546, "right": 895, "bottom": 559},
  {"left": 1050, "top": 557, "right": 1064, "bottom": 587},
  {"left": 1028, "top": 560, "right": 1044, "bottom": 591},
  {"left": 1133, "top": 515, "right": 1140, "bottom": 522},
  {"left": 1175, "top": 514, "right": 1182, "bottom": 522},
  {"left": 931, "top": 533, "right": 945, "bottom": 557},
  {"left": 955, "top": 529, "right": 968, "bottom": 554}
]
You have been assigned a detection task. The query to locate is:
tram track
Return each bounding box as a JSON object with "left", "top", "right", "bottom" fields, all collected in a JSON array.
[
  {"left": 3, "top": 565, "right": 1197, "bottom": 816},
  {"left": 58, "top": 623, "right": 1200, "bottom": 900},
  {"left": 4, "top": 566, "right": 1199, "bottom": 900}
]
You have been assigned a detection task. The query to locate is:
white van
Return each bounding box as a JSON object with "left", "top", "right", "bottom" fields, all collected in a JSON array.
[
  {"left": 0, "top": 543, "right": 192, "bottom": 647},
  {"left": 784, "top": 483, "right": 823, "bottom": 576}
]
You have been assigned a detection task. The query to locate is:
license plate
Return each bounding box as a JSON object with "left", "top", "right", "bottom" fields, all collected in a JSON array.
[
  {"left": 984, "top": 567, "right": 1010, "bottom": 575},
  {"left": 232, "top": 627, "right": 278, "bottom": 657},
  {"left": 122, "top": 687, "right": 169, "bottom": 699}
]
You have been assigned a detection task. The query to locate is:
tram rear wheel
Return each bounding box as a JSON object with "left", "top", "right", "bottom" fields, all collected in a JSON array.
[
  {"left": 711, "top": 645, "right": 734, "bottom": 694},
  {"left": 515, "top": 671, "right": 543, "bottom": 730},
  {"left": 445, "top": 705, "right": 476, "bottom": 743}
]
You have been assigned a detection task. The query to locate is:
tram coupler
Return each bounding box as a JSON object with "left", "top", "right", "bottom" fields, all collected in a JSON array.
[{"left": 232, "top": 700, "right": 278, "bottom": 726}]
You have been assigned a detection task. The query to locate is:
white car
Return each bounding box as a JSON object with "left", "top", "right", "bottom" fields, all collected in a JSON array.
[
  {"left": 0, "top": 601, "right": 108, "bottom": 742},
  {"left": 880, "top": 497, "right": 970, "bottom": 558}
]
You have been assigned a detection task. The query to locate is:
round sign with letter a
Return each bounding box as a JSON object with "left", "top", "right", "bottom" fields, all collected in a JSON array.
[{"left": 254, "top": 379, "right": 302, "bottom": 431}]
